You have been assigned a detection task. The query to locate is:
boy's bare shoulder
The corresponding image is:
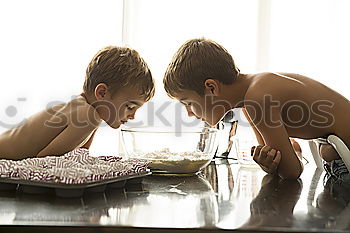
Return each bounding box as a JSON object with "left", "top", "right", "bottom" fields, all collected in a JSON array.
[
  {"left": 66, "top": 96, "right": 102, "bottom": 129},
  {"left": 244, "top": 72, "right": 276, "bottom": 102},
  {"left": 244, "top": 72, "right": 305, "bottom": 103}
]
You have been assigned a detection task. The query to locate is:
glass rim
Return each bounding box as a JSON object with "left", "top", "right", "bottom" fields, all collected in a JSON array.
[{"left": 120, "top": 126, "right": 218, "bottom": 134}]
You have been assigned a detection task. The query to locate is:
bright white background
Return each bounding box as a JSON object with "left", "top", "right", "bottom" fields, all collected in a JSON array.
[
  {"left": 0, "top": 0, "right": 124, "bottom": 155},
  {"left": 0, "top": 0, "right": 349, "bottom": 156}
]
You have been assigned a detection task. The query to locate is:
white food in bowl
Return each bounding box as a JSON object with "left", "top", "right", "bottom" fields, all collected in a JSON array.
[{"left": 129, "top": 148, "right": 212, "bottom": 174}]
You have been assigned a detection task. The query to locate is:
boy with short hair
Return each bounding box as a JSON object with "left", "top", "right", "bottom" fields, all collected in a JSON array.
[
  {"left": 164, "top": 38, "right": 350, "bottom": 179},
  {"left": 0, "top": 46, "right": 155, "bottom": 160}
]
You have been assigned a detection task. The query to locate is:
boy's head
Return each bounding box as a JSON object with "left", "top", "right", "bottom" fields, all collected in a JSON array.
[
  {"left": 163, "top": 38, "right": 239, "bottom": 126},
  {"left": 84, "top": 46, "right": 155, "bottom": 129}
]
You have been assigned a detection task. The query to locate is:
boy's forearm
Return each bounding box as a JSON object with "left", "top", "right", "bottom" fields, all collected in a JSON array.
[
  {"left": 277, "top": 151, "right": 304, "bottom": 179},
  {"left": 80, "top": 130, "right": 97, "bottom": 149},
  {"left": 242, "top": 108, "right": 265, "bottom": 145},
  {"left": 251, "top": 125, "right": 265, "bottom": 145},
  {"left": 258, "top": 151, "right": 303, "bottom": 179}
]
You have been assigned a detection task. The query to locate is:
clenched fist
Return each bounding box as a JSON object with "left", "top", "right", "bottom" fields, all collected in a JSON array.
[{"left": 251, "top": 145, "right": 281, "bottom": 174}]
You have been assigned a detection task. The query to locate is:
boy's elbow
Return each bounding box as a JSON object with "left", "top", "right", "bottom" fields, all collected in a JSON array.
[{"left": 278, "top": 154, "right": 304, "bottom": 180}]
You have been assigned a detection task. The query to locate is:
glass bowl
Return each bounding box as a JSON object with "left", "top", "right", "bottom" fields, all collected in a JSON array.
[{"left": 121, "top": 126, "right": 218, "bottom": 175}]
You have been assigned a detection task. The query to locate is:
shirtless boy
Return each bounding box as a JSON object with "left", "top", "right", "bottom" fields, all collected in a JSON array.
[
  {"left": 163, "top": 38, "right": 350, "bottom": 179},
  {"left": 0, "top": 46, "right": 155, "bottom": 160}
]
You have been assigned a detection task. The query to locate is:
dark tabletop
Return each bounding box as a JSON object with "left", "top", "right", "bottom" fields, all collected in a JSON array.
[{"left": 0, "top": 156, "right": 349, "bottom": 233}]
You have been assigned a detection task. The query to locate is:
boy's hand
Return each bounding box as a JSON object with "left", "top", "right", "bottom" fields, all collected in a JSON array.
[{"left": 251, "top": 145, "right": 281, "bottom": 174}]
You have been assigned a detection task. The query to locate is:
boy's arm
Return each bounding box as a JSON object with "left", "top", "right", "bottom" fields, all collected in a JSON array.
[
  {"left": 242, "top": 108, "right": 265, "bottom": 145},
  {"left": 251, "top": 145, "right": 281, "bottom": 174},
  {"left": 251, "top": 138, "right": 303, "bottom": 175},
  {"left": 80, "top": 129, "right": 97, "bottom": 149},
  {"left": 245, "top": 106, "right": 303, "bottom": 179},
  {"left": 243, "top": 107, "right": 278, "bottom": 173}
]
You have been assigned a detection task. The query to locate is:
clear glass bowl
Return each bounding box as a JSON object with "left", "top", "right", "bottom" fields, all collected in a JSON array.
[{"left": 121, "top": 126, "right": 218, "bottom": 175}]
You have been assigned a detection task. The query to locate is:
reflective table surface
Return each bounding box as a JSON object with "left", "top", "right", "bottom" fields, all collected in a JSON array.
[{"left": 0, "top": 159, "right": 349, "bottom": 232}]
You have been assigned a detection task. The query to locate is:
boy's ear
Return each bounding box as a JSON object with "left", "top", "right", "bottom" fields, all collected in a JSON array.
[
  {"left": 204, "top": 79, "right": 220, "bottom": 96},
  {"left": 94, "top": 83, "right": 108, "bottom": 100}
]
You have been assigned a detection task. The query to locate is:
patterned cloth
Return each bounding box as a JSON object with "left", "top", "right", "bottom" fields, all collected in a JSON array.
[{"left": 0, "top": 148, "right": 149, "bottom": 184}]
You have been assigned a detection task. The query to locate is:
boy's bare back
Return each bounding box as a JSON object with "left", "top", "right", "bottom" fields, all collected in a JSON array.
[
  {"left": 0, "top": 95, "right": 100, "bottom": 160},
  {"left": 244, "top": 72, "right": 350, "bottom": 161}
]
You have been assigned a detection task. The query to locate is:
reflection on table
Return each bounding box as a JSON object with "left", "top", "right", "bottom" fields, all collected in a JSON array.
[{"left": 0, "top": 159, "right": 350, "bottom": 232}]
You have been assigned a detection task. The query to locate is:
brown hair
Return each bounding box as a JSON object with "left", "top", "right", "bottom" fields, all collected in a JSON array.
[
  {"left": 163, "top": 38, "right": 239, "bottom": 98},
  {"left": 83, "top": 46, "right": 155, "bottom": 101}
]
